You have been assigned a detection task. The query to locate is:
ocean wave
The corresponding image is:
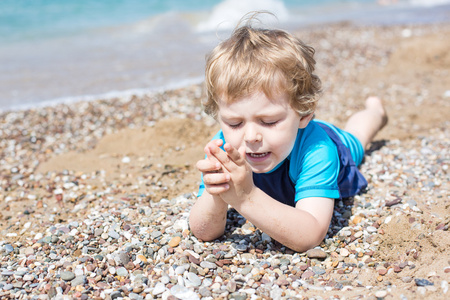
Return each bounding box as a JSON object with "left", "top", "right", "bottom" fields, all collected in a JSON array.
[
  {"left": 1, "top": 76, "right": 205, "bottom": 113},
  {"left": 408, "top": 0, "right": 450, "bottom": 6},
  {"left": 196, "top": 0, "right": 289, "bottom": 32}
]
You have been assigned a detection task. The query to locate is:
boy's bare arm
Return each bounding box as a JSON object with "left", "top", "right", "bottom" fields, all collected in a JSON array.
[
  {"left": 207, "top": 141, "right": 334, "bottom": 252},
  {"left": 189, "top": 192, "right": 228, "bottom": 241},
  {"left": 235, "top": 192, "right": 334, "bottom": 252},
  {"left": 189, "top": 140, "right": 231, "bottom": 241}
]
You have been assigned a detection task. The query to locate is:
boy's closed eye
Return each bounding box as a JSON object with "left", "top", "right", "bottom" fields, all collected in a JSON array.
[
  {"left": 225, "top": 120, "right": 279, "bottom": 129},
  {"left": 261, "top": 120, "right": 278, "bottom": 127},
  {"left": 228, "top": 122, "right": 242, "bottom": 129}
]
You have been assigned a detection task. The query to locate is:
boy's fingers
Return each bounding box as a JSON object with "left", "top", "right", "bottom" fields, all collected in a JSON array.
[
  {"left": 196, "top": 159, "right": 221, "bottom": 173},
  {"left": 224, "top": 143, "right": 246, "bottom": 165},
  {"left": 205, "top": 184, "right": 229, "bottom": 195},
  {"left": 208, "top": 143, "right": 233, "bottom": 171},
  {"left": 204, "top": 140, "right": 224, "bottom": 163},
  {"left": 203, "top": 172, "right": 231, "bottom": 185}
]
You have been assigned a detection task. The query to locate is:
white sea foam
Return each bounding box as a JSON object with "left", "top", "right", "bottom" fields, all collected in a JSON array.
[
  {"left": 409, "top": 0, "right": 450, "bottom": 6},
  {"left": 196, "top": 0, "right": 289, "bottom": 32},
  {"left": 1, "top": 76, "right": 205, "bottom": 113}
]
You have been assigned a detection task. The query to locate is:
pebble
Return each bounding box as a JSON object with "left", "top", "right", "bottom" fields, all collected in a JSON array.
[
  {"left": 152, "top": 282, "right": 166, "bottom": 295},
  {"left": 168, "top": 236, "right": 181, "bottom": 248},
  {"left": 375, "top": 290, "right": 388, "bottom": 298},
  {"left": 306, "top": 248, "right": 327, "bottom": 259},
  {"left": 171, "top": 285, "right": 200, "bottom": 300},
  {"left": 340, "top": 248, "right": 350, "bottom": 257},
  {"left": 187, "top": 272, "right": 202, "bottom": 287},
  {"left": 415, "top": 278, "right": 434, "bottom": 286},
  {"left": 200, "top": 261, "right": 217, "bottom": 269},
  {"left": 71, "top": 276, "right": 86, "bottom": 286},
  {"left": 441, "top": 281, "right": 449, "bottom": 294},
  {"left": 109, "top": 230, "right": 120, "bottom": 240},
  {"left": 116, "top": 267, "right": 128, "bottom": 277},
  {"left": 60, "top": 271, "right": 75, "bottom": 281}
]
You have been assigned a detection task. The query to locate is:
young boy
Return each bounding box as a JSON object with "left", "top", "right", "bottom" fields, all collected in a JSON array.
[{"left": 189, "top": 22, "right": 387, "bottom": 252}]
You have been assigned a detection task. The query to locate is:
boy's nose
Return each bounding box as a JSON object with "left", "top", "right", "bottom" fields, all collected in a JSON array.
[{"left": 244, "top": 126, "right": 262, "bottom": 143}]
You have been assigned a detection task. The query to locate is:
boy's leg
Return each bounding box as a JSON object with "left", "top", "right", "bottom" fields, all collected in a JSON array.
[{"left": 344, "top": 97, "right": 388, "bottom": 150}]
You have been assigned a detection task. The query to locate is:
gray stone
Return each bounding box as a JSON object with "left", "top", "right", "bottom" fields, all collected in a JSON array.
[
  {"left": 407, "top": 200, "right": 417, "bottom": 207},
  {"left": 60, "top": 271, "right": 75, "bottom": 281},
  {"left": 4, "top": 244, "right": 14, "bottom": 254},
  {"left": 71, "top": 275, "right": 86, "bottom": 286},
  {"left": 152, "top": 282, "right": 166, "bottom": 295},
  {"left": 241, "top": 266, "right": 252, "bottom": 276},
  {"left": 261, "top": 233, "right": 271, "bottom": 243},
  {"left": 117, "top": 251, "right": 130, "bottom": 265},
  {"left": 186, "top": 272, "right": 202, "bottom": 287},
  {"left": 312, "top": 266, "right": 326, "bottom": 275},
  {"left": 151, "top": 231, "right": 162, "bottom": 239},
  {"left": 234, "top": 244, "right": 248, "bottom": 252},
  {"left": 170, "top": 284, "right": 200, "bottom": 300},
  {"left": 128, "top": 292, "right": 143, "bottom": 300},
  {"left": 415, "top": 278, "right": 434, "bottom": 286},
  {"left": 198, "top": 286, "right": 212, "bottom": 297},
  {"left": 116, "top": 267, "right": 128, "bottom": 277},
  {"left": 229, "top": 292, "right": 247, "bottom": 300},
  {"left": 110, "top": 291, "right": 123, "bottom": 299},
  {"left": 94, "top": 228, "right": 103, "bottom": 236},
  {"left": 200, "top": 261, "right": 217, "bottom": 269},
  {"left": 1, "top": 271, "right": 14, "bottom": 276},
  {"left": 108, "top": 230, "right": 120, "bottom": 240}
]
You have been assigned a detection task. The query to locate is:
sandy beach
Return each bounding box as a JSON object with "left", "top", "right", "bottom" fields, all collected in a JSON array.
[{"left": 0, "top": 21, "right": 449, "bottom": 299}]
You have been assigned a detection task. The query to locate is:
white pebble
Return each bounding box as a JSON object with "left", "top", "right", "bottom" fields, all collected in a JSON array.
[
  {"left": 367, "top": 226, "right": 378, "bottom": 233},
  {"left": 375, "top": 290, "right": 387, "bottom": 298},
  {"left": 152, "top": 282, "right": 166, "bottom": 295},
  {"left": 340, "top": 248, "right": 350, "bottom": 257},
  {"left": 442, "top": 281, "right": 449, "bottom": 294}
]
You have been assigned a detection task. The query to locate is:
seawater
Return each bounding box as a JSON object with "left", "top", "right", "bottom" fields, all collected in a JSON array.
[{"left": 0, "top": 0, "right": 449, "bottom": 111}]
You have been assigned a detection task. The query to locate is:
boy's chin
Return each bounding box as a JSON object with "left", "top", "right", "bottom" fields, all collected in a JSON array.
[{"left": 250, "top": 165, "right": 275, "bottom": 174}]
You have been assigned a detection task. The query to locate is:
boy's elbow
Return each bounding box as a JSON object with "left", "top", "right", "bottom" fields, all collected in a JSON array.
[
  {"left": 189, "top": 218, "right": 224, "bottom": 242},
  {"left": 288, "top": 226, "right": 328, "bottom": 253},
  {"left": 190, "top": 227, "right": 223, "bottom": 242},
  {"left": 289, "top": 239, "right": 322, "bottom": 253}
]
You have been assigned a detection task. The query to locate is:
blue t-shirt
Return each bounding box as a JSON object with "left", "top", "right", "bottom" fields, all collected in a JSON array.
[{"left": 197, "top": 120, "right": 367, "bottom": 206}]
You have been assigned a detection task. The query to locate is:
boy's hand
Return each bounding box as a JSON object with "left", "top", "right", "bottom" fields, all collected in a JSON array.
[
  {"left": 197, "top": 140, "right": 231, "bottom": 195},
  {"left": 206, "top": 141, "right": 255, "bottom": 207}
]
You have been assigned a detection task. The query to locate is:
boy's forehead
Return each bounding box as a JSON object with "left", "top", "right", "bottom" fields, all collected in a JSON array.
[
  {"left": 218, "top": 90, "right": 290, "bottom": 106},
  {"left": 217, "top": 91, "right": 292, "bottom": 114}
]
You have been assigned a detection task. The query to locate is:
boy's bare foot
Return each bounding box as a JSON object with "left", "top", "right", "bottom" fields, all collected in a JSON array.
[
  {"left": 365, "top": 96, "right": 388, "bottom": 129},
  {"left": 344, "top": 96, "right": 389, "bottom": 150}
]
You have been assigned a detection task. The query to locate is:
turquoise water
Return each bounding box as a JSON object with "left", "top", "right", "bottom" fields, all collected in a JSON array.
[
  {"left": 0, "top": 0, "right": 220, "bottom": 42},
  {"left": 0, "top": 0, "right": 449, "bottom": 111},
  {"left": 1, "top": 0, "right": 379, "bottom": 43}
]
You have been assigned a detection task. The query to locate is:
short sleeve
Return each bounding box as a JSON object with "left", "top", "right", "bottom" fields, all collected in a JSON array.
[
  {"left": 290, "top": 125, "right": 341, "bottom": 202},
  {"left": 196, "top": 130, "right": 225, "bottom": 197}
]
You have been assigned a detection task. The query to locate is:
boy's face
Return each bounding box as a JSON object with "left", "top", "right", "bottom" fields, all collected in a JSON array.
[{"left": 217, "top": 91, "right": 310, "bottom": 173}]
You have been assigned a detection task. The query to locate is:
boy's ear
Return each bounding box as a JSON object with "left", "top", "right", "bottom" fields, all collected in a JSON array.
[{"left": 298, "top": 113, "right": 314, "bottom": 129}]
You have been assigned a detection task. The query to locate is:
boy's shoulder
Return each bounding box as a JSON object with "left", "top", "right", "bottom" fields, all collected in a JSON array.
[
  {"left": 288, "top": 119, "right": 340, "bottom": 172},
  {"left": 291, "top": 120, "right": 337, "bottom": 156}
]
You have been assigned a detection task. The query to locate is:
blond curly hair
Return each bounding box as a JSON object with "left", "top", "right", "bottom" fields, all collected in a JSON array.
[{"left": 203, "top": 20, "right": 322, "bottom": 118}]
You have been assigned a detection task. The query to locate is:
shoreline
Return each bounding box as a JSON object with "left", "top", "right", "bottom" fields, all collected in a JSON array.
[
  {"left": 1, "top": 21, "right": 449, "bottom": 299},
  {"left": 2, "top": 1, "right": 450, "bottom": 112}
]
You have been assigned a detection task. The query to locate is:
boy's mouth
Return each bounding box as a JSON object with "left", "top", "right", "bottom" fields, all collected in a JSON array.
[
  {"left": 248, "top": 152, "right": 269, "bottom": 158},
  {"left": 246, "top": 152, "right": 270, "bottom": 161}
]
